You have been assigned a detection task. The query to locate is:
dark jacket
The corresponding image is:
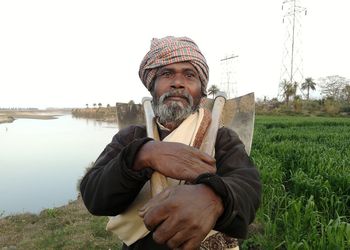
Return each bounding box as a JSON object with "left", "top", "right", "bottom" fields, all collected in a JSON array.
[{"left": 80, "top": 125, "right": 261, "bottom": 249}]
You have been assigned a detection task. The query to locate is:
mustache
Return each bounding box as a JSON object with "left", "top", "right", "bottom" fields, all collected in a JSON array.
[
  {"left": 153, "top": 89, "right": 195, "bottom": 126},
  {"left": 159, "top": 90, "right": 192, "bottom": 104}
]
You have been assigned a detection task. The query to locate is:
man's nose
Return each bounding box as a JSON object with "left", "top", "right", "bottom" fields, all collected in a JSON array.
[{"left": 171, "top": 74, "right": 185, "bottom": 89}]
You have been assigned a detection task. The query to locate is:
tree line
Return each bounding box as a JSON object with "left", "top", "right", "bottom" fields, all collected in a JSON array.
[
  {"left": 280, "top": 75, "right": 350, "bottom": 103},
  {"left": 81, "top": 75, "right": 349, "bottom": 117},
  {"left": 207, "top": 75, "right": 350, "bottom": 116}
]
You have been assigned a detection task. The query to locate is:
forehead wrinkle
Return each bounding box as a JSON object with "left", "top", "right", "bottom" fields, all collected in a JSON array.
[{"left": 159, "top": 62, "right": 197, "bottom": 72}]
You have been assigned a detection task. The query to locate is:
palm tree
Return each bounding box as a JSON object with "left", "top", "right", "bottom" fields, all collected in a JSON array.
[
  {"left": 207, "top": 85, "right": 220, "bottom": 98},
  {"left": 86, "top": 104, "right": 89, "bottom": 109},
  {"left": 281, "top": 80, "right": 294, "bottom": 105},
  {"left": 93, "top": 103, "right": 96, "bottom": 109},
  {"left": 98, "top": 103, "right": 102, "bottom": 109},
  {"left": 292, "top": 81, "right": 298, "bottom": 98},
  {"left": 301, "top": 77, "right": 316, "bottom": 100}
]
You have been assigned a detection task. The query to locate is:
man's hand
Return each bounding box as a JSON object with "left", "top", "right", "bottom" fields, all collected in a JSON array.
[
  {"left": 133, "top": 141, "right": 216, "bottom": 182},
  {"left": 139, "top": 184, "right": 224, "bottom": 250}
]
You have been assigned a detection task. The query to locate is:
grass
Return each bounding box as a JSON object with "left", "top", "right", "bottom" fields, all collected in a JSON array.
[{"left": 0, "top": 198, "right": 122, "bottom": 250}]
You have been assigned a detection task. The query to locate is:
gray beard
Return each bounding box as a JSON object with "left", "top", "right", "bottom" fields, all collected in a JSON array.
[{"left": 152, "top": 90, "right": 199, "bottom": 127}]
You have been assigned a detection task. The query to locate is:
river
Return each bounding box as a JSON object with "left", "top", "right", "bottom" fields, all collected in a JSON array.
[{"left": 0, "top": 115, "right": 118, "bottom": 217}]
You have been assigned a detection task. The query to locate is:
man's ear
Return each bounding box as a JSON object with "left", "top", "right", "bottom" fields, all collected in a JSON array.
[
  {"left": 149, "top": 79, "right": 156, "bottom": 97},
  {"left": 201, "top": 84, "right": 207, "bottom": 98}
]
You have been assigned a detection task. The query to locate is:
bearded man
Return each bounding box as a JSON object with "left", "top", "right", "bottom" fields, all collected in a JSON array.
[{"left": 80, "top": 36, "right": 261, "bottom": 250}]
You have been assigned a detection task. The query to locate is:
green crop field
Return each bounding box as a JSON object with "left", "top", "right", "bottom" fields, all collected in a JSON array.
[{"left": 245, "top": 116, "right": 350, "bottom": 249}]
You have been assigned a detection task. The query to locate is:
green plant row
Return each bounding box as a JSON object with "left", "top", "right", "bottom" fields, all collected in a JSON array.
[{"left": 245, "top": 115, "right": 350, "bottom": 249}]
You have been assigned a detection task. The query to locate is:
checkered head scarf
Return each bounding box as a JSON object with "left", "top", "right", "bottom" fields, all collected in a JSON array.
[{"left": 139, "top": 36, "right": 209, "bottom": 96}]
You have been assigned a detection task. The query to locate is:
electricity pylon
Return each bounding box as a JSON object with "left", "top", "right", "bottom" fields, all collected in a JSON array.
[
  {"left": 220, "top": 54, "right": 238, "bottom": 99},
  {"left": 279, "top": 0, "right": 307, "bottom": 99}
]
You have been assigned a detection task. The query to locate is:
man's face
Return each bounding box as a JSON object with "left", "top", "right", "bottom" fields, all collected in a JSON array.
[{"left": 152, "top": 62, "right": 202, "bottom": 126}]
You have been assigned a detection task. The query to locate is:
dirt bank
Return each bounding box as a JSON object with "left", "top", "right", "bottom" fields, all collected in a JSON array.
[
  {"left": 0, "top": 110, "right": 70, "bottom": 124},
  {"left": 0, "top": 116, "right": 15, "bottom": 124},
  {"left": 0, "top": 197, "right": 122, "bottom": 250}
]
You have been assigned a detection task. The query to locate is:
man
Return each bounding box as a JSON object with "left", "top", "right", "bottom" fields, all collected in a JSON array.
[{"left": 80, "top": 36, "right": 261, "bottom": 250}]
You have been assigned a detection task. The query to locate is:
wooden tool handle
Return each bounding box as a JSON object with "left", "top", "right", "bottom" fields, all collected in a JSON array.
[
  {"left": 142, "top": 97, "right": 168, "bottom": 197},
  {"left": 200, "top": 92, "right": 227, "bottom": 156}
]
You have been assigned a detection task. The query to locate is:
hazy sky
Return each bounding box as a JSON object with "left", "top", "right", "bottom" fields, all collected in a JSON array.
[{"left": 0, "top": 0, "right": 349, "bottom": 108}]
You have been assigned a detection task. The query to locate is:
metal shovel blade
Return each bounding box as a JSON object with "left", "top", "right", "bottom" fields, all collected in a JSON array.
[{"left": 203, "top": 92, "right": 255, "bottom": 155}]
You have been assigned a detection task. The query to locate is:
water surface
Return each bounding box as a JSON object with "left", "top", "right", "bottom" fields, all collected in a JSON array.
[{"left": 0, "top": 115, "right": 118, "bottom": 216}]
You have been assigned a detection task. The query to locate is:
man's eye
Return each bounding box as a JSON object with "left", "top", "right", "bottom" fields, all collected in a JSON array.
[
  {"left": 162, "top": 71, "right": 172, "bottom": 77},
  {"left": 186, "top": 72, "right": 195, "bottom": 78}
]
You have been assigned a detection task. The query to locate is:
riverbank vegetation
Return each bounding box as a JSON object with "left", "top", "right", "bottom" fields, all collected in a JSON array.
[
  {"left": 72, "top": 101, "right": 144, "bottom": 127},
  {"left": 72, "top": 105, "right": 118, "bottom": 122}
]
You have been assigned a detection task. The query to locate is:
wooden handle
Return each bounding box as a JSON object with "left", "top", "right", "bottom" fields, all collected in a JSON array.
[
  {"left": 142, "top": 97, "right": 168, "bottom": 196},
  {"left": 200, "top": 92, "right": 227, "bottom": 156},
  {"left": 142, "top": 97, "right": 156, "bottom": 138},
  {"left": 150, "top": 172, "right": 169, "bottom": 197}
]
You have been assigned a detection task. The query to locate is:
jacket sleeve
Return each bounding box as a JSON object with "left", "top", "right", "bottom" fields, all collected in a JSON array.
[
  {"left": 195, "top": 127, "right": 261, "bottom": 239},
  {"left": 80, "top": 125, "right": 153, "bottom": 216}
]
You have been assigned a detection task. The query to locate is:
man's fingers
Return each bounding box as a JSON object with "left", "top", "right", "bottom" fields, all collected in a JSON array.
[
  {"left": 177, "top": 237, "right": 202, "bottom": 250},
  {"left": 152, "top": 215, "right": 182, "bottom": 245},
  {"left": 189, "top": 148, "right": 216, "bottom": 173},
  {"left": 150, "top": 142, "right": 217, "bottom": 181},
  {"left": 142, "top": 205, "right": 167, "bottom": 231},
  {"left": 198, "top": 150, "right": 216, "bottom": 165},
  {"left": 139, "top": 188, "right": 171, "bottom": 217},
  {"left": 141, "top": 202, "right": 171, "bottom": 231},
  {"left": 173, "top": 142, "right": 215, "bottom": 167},
  {"left": 165, "top": 230, "right": 192, "bottom": 249}
]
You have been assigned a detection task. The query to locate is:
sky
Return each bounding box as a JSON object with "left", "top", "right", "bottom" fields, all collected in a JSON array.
[{"left": 0, "top": 0, "right": 349, "bottom": 109}]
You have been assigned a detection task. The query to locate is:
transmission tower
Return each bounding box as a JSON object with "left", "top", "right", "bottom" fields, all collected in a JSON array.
[
  {"left": 220, "top": 54, "right": 238, "bottom": 99},
  {"left": 279, "top": 0, "right": 307, "bottom": 99}
]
